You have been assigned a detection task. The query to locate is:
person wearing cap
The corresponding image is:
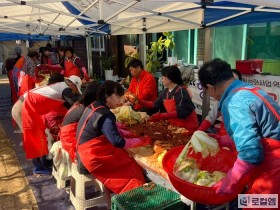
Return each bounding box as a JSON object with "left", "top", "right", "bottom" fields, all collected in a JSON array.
[
  {"left": 130, "top": 65, "right": 199, "bottom": 132},
  {"left": 63, "top": 46, "right": 89, "bottom": 81},
  {"left": 21, "top": 75, "right": 81, "bottom": 175},
  {"left": 12, "top": 47, "right": 24, "bottom": 96},
  {"left": 125, "top": 59, "right": 157, "bottom": 112}
]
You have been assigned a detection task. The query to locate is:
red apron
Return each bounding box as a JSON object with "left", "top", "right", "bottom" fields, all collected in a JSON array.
[
  {"left": 64, "top": 59, "right": 80, "bottom": 78},
  {"left": 77, "top": 104, "right": 145, "bottom": 194},
  {"left": 164, "top": 87, "right": 199, "bottom": 132},
  {"left": 19, "top": 74, "right": 35, "bottom": 97},
  {"left": 218, "top": 120, "right": 228, "bottom": 136},
  {"left": 59, "top": 104, "right": 79, "bottom": 162},
  {"left": 22, "top": 92, "right": 64, "bottom": 159},
  {"left": 235, "top": 87, "right": 280, "bottom": 202}
]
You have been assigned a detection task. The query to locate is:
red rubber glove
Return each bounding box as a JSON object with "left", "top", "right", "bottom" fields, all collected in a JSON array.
[
  {"left": 82, "top": 67, "right": 90, "bottom": 81},
  {"left": 197, "top": 120, "right": 212, "bottom": 131},
  {"left": 149, "top": 112, "right": 177, "bottom": 122},
  {"left": 118, "top": 128, "right": 137, "bottom": 138},
  {"left": 138, "top": 99, "right": 154, "bottom": 109},
  {"left": 116, "top": 122, "right": 126, "bottom": 130},
  {"left": 124, "top": 136, "right": 152, "bottom": 148},
  {"left": 215, "top": 158, "right": 255, "bottom": 195}
]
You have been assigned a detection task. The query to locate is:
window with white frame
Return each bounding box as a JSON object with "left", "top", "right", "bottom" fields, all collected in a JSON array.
[{"left": 91, "top": 36, "right": 105, "bottom": 52}]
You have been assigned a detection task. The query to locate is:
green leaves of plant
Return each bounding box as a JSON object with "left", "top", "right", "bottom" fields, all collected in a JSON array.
[{"left": 146, "top": 32, "right": 175, "bottom": 73}]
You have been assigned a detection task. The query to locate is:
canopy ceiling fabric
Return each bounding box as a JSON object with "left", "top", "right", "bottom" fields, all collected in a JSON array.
[
  {"left": 69, "top": 0, "right": 280, "bottom": 35},
  {"left": 1, "top": 0, "right": 280, "bottom": 40},
  {"left": 0, "top": 0, "right": 109, "bottom": 40},
  {"left": 71, "top": 1, "right": 204, "bottom": 35}
]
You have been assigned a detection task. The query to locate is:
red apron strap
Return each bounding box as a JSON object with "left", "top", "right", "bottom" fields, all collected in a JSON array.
[
  {"left": 64, "top": 103, "right": 79, "bottom": 119},
  {"left": 76, "top": 104, "right": 105, "bottom": 144},
  {"left": 235, "top": 87, "right": 280, "bottom": 121}
]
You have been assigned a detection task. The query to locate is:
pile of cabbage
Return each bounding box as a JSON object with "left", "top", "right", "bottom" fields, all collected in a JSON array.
[
  {"left": 112, "top": 106, "right": 148, "bottom": 126},
  {"left": 174, "top": 131, "right": 225, "bottom": 187}
]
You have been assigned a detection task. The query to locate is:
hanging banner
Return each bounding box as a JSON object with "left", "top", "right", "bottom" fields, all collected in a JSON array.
[
  {"left": 187, "top": 71, "right": 280, "bottom": 116},
  {"left": 242, "top": 74, "right": 280, "bottom": 104}
]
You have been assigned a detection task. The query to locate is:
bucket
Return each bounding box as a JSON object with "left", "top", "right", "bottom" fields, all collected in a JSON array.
[
  {"left": 104, "top": 70, "right": 113, "bottom": 80},
  {"left": 236, "top": 59, "right": 263, "bottom": 74}
]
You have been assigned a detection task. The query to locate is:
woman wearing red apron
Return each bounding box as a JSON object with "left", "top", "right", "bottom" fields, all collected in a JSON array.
[
  {"left": 76, "top": 81, "right": 150, "bottom": 194},
  {"left": 63, "top": 46, "right": 89, "bottom": 81},
  {"left": 60, "top": 81, "right": 100, "bottom": 162},
  {"left": 18, "top": 51, "right": 40, "bottom": 97},
  {"left": 132, "top": 65, "right": 199, "bottom": 132},
  {"left": 22, "top": 75, "right": 81, "bottom": 175},
  {"left": 198, "top": 59, "right": 280, "bottom": 210}
]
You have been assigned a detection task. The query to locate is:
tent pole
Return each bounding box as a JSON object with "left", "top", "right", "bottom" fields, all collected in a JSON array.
[
  {"left": 139, "top": 18, "right": 147, "bottom": 69},
  {"left": 86, "top": 36, "right": 93, "bottom": 77},
  {"left": 143, "top": 32, "right": 147, "bottom": 69},
  {"left": 99, "top": 36, "right": 103, "bottom": 78},
  {"left": 201, "top": 28, "right": 213, "bottom": 120}
]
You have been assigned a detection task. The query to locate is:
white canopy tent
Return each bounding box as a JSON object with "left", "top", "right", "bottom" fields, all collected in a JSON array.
[
  {"left": 0, "top": 0, "right": 108, "bottom": 37},
  {"left": 1, "top": 0, "right": 280, "bottom": 37},
  {"left": 68, "top": 0, "right": 280, "bottom": 65}
]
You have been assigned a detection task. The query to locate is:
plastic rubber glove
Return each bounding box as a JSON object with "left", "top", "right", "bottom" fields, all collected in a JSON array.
[
  {"left": 138, "top": 99, "right": 154, "bottom": 109},
  {"left": 82, "top": 67, "right": 90, "bottom": 81},
  {"left": 197, "top": 120, "right": 212, "bottom": 131},
  {"left": 124, "top": 136, "right": 152, "bottom": 148},
  {"left": 149, "top": 112, "right": 177, "bottom": 122},
  {"left": 215, "top": 158, "right": 255, "bottom": 195},
  {"left": 208, "top": 134, "right": 235, "bottom": 151},
  {"left": 118, "top": 128, "right": 136, "bottom": 138},
  {"left": 116, "top": 122, "right": 126, "bottom": 130}
]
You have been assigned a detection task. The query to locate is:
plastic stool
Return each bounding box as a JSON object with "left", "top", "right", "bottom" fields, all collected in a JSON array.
[
  {"left": 52, "top": 165, "right": 71, "bottom": 189},
  {"left": 70, "top": 163, "right": 110, "bottom": 210}
]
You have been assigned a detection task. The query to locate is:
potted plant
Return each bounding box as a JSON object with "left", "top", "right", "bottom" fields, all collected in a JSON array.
[
  {"left": 146, "top": 32, "right": 175, "bottom": 74},
  {"left": 124, "top": 51, "right": 139, "bottom": 68},
  {"left": 100, "top": 55, "right": 116, "bottom": 80}
]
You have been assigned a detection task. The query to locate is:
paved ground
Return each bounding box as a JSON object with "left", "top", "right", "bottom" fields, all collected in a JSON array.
[{"left": 0, "top": 75, "right": 74, "bottom": 210}]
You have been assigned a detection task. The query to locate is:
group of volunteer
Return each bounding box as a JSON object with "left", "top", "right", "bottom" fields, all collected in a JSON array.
[
  {"left": 5, "top": 44, "right": 89, "bottom": 105},
  {"left": 6, "top": 47, "right": 280, "bottom": 202}
]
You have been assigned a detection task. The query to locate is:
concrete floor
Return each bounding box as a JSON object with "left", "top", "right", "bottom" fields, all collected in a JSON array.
[{"left": 0, "top": 75, "right": 74, "bottom": 210}]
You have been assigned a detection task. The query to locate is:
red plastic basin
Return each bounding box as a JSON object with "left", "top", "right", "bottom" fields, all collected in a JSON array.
[{"left": 162, "top": 146, "right": 245, "bottom": 205}]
